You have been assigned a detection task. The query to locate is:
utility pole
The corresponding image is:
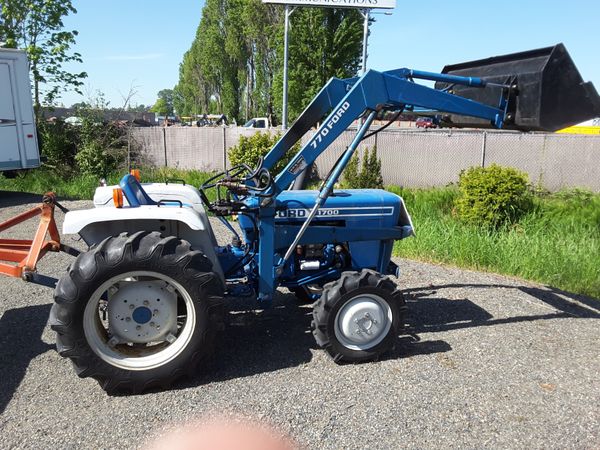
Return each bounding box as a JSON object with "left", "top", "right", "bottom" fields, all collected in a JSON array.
[
  {"left": 360, "top": 9, "right": 370, "bottom": 74},
  {"left": 282, "top": 5, "right": 295, "bottom": 130}
]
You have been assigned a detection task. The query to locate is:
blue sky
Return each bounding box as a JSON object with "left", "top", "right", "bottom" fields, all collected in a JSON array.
[{"left": 62, "top": 0, "right": 599, "bottom": 108}]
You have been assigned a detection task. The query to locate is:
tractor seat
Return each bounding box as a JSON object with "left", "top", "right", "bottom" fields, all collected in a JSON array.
[
  {"left": 119, "top": 174, "right": 156, "bottom": 206},
  {"left": 119, "top": 174, "right": 192, "bottom": 209}
]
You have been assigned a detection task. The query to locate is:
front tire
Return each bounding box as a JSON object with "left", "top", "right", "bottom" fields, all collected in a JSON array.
[
  {"left": 312, "top": 270, "right": 405, "bottom": 362},
  {"left": 50, "top": 231, "right": 224, "bottom": 394}
]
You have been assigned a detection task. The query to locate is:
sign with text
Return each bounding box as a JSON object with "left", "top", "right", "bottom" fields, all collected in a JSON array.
[{"left": 262, "top": 0, "right": 395, "bottom": 9}]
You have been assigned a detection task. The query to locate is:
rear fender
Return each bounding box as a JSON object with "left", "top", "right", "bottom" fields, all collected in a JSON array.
[{"left": 63, "top": 207, "right": 224, "bottom": 280}]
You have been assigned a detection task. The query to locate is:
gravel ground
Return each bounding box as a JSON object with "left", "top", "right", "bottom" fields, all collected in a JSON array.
[{"left": 0, "top": 192, "right": 599, "bottom": 449}]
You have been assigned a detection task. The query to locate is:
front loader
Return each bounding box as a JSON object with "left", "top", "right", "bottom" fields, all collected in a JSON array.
[{"left": 36, "top": 44, "right": 598, "bottom": 393}]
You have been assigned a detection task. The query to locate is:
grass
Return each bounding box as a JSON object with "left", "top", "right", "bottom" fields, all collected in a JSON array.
[
  {"left": 0, "top": 167, "right": 218, "bottom": 200},
  {"left": 1, "top": 168, "right": 598, "bottom": 299},
  {"left": 388, "top": 186, "right": 600, "bottom": 299}
]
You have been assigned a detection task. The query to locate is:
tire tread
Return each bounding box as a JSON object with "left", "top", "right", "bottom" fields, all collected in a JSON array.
[
  {"left": 50, "top": 231, "right": 224, "bottom": 395},
  {"left": 311, "top": 269, "right": 405, "bottom": 363}
]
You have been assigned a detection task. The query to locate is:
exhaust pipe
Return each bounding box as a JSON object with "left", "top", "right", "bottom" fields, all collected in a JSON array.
[{"left": 435, "top": 43, "right": 600, "bottom": 131}]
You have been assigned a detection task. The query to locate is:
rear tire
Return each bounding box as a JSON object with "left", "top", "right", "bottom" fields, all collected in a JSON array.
[
  {"left": 50, "top": 231, "right": 224, "bottom": 394},
  {"left": 312, "top": 269, "right": 405, "bottom": 363}
]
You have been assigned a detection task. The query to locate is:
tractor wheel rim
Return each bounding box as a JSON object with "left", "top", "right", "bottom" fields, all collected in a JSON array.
[
  {"left": 83, "top": 271, "right": 196, "bottom": 371},
  {"left": 334, "top": 293, "right": 392, "bottom": 351}
]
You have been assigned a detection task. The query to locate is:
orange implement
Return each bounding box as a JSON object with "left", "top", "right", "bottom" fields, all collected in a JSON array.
[{"left": 0, "top": 193, "right": 61, "bottom": 280}]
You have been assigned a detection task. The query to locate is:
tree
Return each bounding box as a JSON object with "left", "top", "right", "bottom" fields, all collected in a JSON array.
[
  {"left": 157, "top": 89, "right": 174, "bottom": 114},
  {"left": 150, "top": 98, "right": 170, "bottom": 117},
  {"left": 0, "top": 0, "right": 87, "bottom": 113},
  {"left": 150, "top": 89, "right": 175, "bottom": 116},
  {"left": 274, "top": 7, "right": 363, "bottom": 120},
  {"left": 240, "top": 0, "right": 282, "bottom": 123},
  {"left": 174, "top": 39, "right": 212, "bottom": 116},
  {"left": 70, "top": 101, "right": 90, "bottom": 110},
  {"left": 127, "top": 104, "right": 150, "bottom": 113},
  {"left": 174, "top": 0, "right": 363, "bottom": 124}
]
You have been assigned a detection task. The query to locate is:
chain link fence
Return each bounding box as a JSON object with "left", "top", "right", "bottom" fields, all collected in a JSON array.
[{"left": 131, "top": 127, "right": 600, "bottom": 191}]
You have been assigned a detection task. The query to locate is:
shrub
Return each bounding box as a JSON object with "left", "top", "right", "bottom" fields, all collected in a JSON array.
[
  {"left": 340, "top": 146, "right": 384, "bottom": 189},
  {"left": 455, "top": 164, "right": 533, "bottom": 227},
  {"left": 38, "top": 120, "right": 79, "bottom": 174},
  {"left": 74, "top": 110, "right": 127, "bottom": 176},
  {"left": 228, "top": 132, "right": 300, "bottom": 175},
  {"left": 39, "top": 94, "right": 130, "bottom": 177},
  {"left": 342, "top": 150, "right": 359, "bottom": 188},
  {"left": 75, "top": 140, "right": 126, "bottom": 176}
]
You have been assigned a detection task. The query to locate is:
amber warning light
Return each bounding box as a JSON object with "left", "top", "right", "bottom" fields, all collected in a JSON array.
[{"left": 113, "top": 188, "right": 124, "bottom": 208}]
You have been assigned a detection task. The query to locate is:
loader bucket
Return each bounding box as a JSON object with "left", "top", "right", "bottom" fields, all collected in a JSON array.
[{"left": 434, "top": 43, "right": 600, "bottom": 131}]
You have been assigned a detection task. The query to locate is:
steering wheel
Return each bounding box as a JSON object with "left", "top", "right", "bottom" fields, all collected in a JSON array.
[{"left": 243, "top": 157, "right": 273, "bottom": 192}]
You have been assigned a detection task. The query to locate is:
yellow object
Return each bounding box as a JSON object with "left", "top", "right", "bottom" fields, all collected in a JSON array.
[{"left": 556, "top": 126, "right": 600, "bottom": 135}]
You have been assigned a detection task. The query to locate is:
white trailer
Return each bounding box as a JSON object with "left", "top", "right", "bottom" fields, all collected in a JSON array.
[{"left": 0, "top": 48, "right": 40, "bottom": 171}]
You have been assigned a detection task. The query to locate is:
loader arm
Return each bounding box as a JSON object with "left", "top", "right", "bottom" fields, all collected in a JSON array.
[
  {"left": 263, "top": 43, "right": 600, "bottom": 194},
  {"left": 251, "top": 68, "right": 514, "bottom": 299},
  {"left": 262, "top": 78, "right": 353, "bottom": 172},
  {"left": 266, "top": 68, "right": 509, "bottom": 194}
]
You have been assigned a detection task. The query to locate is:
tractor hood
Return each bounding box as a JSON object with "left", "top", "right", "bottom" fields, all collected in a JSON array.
[
  {"left": 274, "top": 189, "right": 412, "bottom": 231},
  {"left": 238, "top": 189, "right": 413, "bottom": 263}
]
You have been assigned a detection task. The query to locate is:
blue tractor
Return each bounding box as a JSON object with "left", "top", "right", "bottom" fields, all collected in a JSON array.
[{"left": 50, "top": 44, "right": 600, "bottom": 393}]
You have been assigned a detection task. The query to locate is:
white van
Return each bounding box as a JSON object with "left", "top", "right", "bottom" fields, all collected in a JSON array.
[{"left": 0, "top": 48, "right": 40, "bottom": 171}]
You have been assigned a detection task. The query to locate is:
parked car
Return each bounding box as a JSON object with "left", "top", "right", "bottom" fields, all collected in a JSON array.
[{"left": 415, "top": 117, "right": 437, "bottom": 129}]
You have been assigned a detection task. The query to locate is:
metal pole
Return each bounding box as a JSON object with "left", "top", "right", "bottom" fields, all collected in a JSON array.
[
  {"left": 282, "top": 5, "right": 292, "bottom": 130},
  {"left": 162, "top": 127, "right": 168, "bottom": 167},
  {"left": 361, "top": 9, "right": 370, "bottom": 74},
  {"left": 280, "top": 110, "right": 378, "bottom": 267},
  {"left": 223, "top": 126, "right": 227, "bottom": 170},
  {"left": 357, "top": 9, "right": 370, "bottom": 128},
  {"left": 480, "top": 131, "right": 487, "bottom": 167}
]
